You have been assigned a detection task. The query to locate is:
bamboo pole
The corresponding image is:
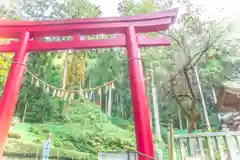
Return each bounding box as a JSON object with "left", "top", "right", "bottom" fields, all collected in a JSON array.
[
  {"left": 120, "top": 96, "right": 124, "bottom": 118},
  {"left": 178, "top": 107, "right": 183, "bottom": 130},
  {"left": 21, "top": 100, "right": 28, "bottom": 122},
  {"left": 150, "top": 64, "right": 162, "bottom": 141},
  {"left": 145, "top": 70, "right": 153, "bottom": 129},
  {"left": 99, "top": 88, "right": 102, "bottom": 107},
  {"left": 194, "top": 66, "right": 211, "bottom": 131}
]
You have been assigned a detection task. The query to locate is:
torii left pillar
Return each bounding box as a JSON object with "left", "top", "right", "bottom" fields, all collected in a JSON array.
[{"left": 0, "top": 31, "right": 30, "bottom": 157}]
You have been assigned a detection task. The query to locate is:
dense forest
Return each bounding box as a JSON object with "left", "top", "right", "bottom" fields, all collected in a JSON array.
[{"left": 1, "top": 0, "right": 240, "bottom": 159}]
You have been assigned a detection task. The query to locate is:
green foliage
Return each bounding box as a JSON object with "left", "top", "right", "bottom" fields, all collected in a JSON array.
[
  {"left": 110, "top": 116, "right": 133, "bottom": 130},
  {"left": 8, "top": 132, "right": 22, "bottom": 140},
  {"left": 60, "top": 0, "right": 102, "bottom": 18},
  {"left": 199, "top": 58, "right": 230, "bottom": 85},
  {"left": 13, "top": 101, "right": 135, "bottom": 156},
  {"left": 3, "top": 0, "right": 240, "bottom": 159},
  {"left": 5, "top": 139, "right": 95, "bottom": 159},
  {"left": 118, "top": 0, "right": 161, "bottom": 16},
  {"left": 117, "top": 0, "right": 240, "bottom": 132}
]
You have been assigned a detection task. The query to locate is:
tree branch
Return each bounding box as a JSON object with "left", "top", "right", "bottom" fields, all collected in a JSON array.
[
  {"left": 187, "top": 29, "right": 225, "bottom": 69},
  {"left": 187, "top": 39, "right": 216, "bottom": 69},
  {"left": 177, "top": 93, "right": 193, "bottom": 100},
  {"left": 180, "top": 34, "right": 191, "bottom": 60},
  {"left": 168, "top": 33, "right": 183, "bottom": 49}
]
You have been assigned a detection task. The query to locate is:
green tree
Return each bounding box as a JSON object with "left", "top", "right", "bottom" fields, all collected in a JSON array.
[
  {"left": 12, "top": 0, "right": 102, "bottom": 122},
  {"left": 118, "top": 0, "right": 239, "bottom": 132}
]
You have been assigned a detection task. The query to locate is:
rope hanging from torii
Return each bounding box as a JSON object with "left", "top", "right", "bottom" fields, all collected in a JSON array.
[
  {"left": 27, "top": 69, "right": 117, "bottom": 102},
  {"left": 0, "top": 64, "right": 119, "bottom": 102},
  {"left": 0, "top": 63, "right": 151, "bottom": 104}
]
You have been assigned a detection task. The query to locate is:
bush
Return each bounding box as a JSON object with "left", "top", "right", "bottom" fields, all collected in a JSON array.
[
  {"left": 62, "top": 141, "right": 76, "bottom": 150},
  {"left": 29, "top": 127, "right": 42, "bottom": 135},
  {"left": 11, "top": 101, "right": 136, "bottom": 158},
  {"left": 5, "top": 139, "right": 94, "bottom": 159},
  {"left": 42, "top": 128, "right": 51, "bottom": 133},
  {"left": 32, "top": 138, "right": 42, "bottom": 144},
  {"left": 8, "top": 132, "right": 22, "bottom": 139}
]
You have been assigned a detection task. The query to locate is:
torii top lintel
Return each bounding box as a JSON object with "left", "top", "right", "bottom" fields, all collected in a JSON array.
[{"left": 0, "top": 8, "right": 178, "bottom": 52}]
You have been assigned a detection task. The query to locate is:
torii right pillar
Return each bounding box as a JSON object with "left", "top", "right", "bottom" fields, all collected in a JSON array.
[{"left": 126, "top": 26, "right": 155, "bottom": 159}]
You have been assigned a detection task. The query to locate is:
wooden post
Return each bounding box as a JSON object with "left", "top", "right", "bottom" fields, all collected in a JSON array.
[
  {"left": 179, "top": 138, "right": 186, "bottom": 160},
  {"left": 92, "top": 92, "right": 95, "bottom": 103},
  {"left": 36, "top": 149, "right": 39, "bottom": 160},
  {"left": 168, "top": 120, "right": 175, "bottom": 160},
  {"left": 167, "top": 125, "right": 172, "bottom": 160}
]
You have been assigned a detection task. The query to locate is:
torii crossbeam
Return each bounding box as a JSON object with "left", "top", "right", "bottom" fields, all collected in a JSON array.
[{"left": 0, "top": 8, "right": 178, "bottom": 160}]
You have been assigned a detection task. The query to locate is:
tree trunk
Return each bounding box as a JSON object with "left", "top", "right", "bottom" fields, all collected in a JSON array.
[
  {"left": 99, "top": 88, "right": 102, "bottom": 108},
  {"left": 186, "top": 116, "right": 189, "bottom": 128},
  {"left": 62, "top": 52, "right": 68, "bottom": 92},
  {"left": 61, "top": 52, "right": 69, "bottom": 118},
  {"left": 116, "top": 92, "right": 119, "bottom": 116},
  {"left": 105, "top": 94, "right": 108, "bottom": 114},
  {"left": 107, "top": 84, "right": 112, "bottom": 117},
  {"left": 88, "top": 75, "right": 91, "bottom": 88},
  {"left": 182, "top": 68, "right": 201, "bottom": 132},
  {"left": 120, "top": 96, "right": 124, "bottom": 118}
]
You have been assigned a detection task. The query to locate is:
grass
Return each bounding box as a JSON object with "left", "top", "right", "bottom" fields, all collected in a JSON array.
[
  {"left": 5, "top": 139, "right": 95, "bottom": 159},
  {"left": 7, "top": 100, "right": 136, "bottom": 159}
]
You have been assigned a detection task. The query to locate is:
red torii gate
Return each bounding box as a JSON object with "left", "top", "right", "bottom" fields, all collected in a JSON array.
[{"left": 0, "top": 8, "right": 178, "bottom": 159}]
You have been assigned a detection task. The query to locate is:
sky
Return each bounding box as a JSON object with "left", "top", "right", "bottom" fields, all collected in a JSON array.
[
  {"left": 1, "top": 0, "right": 240, "bottom": 19},
  {"left": 1, "top": 0, "right": 240, "bottom": 31},
  {"left": 89, "top": 0, "right": 240, "bottom": 35},
  {"left": 89, "top": 0, "right": 240, "bottom": 21},
  {"left": 89, "top": 0, "right": 121, "bottom": 16}
]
